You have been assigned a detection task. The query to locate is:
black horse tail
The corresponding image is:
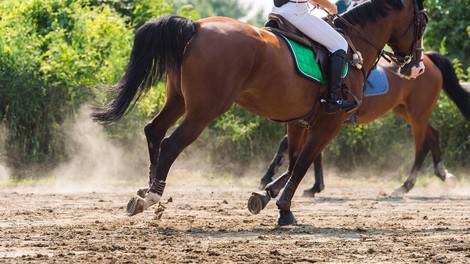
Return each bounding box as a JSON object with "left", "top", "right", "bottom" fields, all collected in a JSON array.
[
  {"left": 426, "top": 52, "right": 470, "bottom": 121},
  {"left": 92, "top": 16, "right": 196, "bottom": 123}
]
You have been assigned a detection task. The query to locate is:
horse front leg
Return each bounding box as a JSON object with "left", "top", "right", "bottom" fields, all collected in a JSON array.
[
  {"left": 248, "top": 127, "right": 306, "bottom": 215},
  {"left": 276, "top": 121, "right": 342, "bottom": 226}
]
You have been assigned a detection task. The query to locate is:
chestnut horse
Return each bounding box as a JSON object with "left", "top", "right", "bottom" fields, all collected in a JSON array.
[
  {"left": 258, "top": 52, "right": 470, "bottom": 198},
  {"left": 92, "top": 0, "right": 428, "bottom": 226}
]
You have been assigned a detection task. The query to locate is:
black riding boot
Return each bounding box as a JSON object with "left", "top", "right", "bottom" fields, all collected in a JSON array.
[{"left": 326, "top": 50, "right": 357, "bottom": 114}]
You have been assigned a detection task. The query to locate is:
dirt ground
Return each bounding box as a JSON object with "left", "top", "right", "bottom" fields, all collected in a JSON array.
[{"left": 1, "top": 173, "right": 469, "bottom": 264}]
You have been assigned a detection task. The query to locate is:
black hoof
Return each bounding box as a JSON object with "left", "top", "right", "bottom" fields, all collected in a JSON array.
[
  {"left": 247, "top": 191, "right": 271, "bottom": 215},
  {"left": 277, "top": 210, "right": 297, "bottom": 226},
  {"left": 258, "top": 178, "right": 272, "bottom": 190}
]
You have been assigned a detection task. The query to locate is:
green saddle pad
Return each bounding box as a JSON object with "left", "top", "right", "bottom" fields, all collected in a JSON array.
[{"left": 280, "top": 35, "right": 348, "bottom": 84}]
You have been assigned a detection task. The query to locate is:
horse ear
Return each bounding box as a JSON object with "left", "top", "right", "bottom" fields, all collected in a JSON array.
[{"left": 418, "top": 0, "right": 425, "bottom": 10}]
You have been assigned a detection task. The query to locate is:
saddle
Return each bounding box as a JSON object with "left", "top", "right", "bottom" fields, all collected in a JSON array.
[{"left": 265, "top": 13, "right": 336, "bottom": 77}]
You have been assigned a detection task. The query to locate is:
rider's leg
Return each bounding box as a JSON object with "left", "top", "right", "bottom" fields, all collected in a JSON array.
[{"left": 325, "top": 49, "right": 357, "bottom": 113}]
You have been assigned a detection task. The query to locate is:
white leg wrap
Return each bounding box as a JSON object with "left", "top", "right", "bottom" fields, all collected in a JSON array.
[{"left": 143, "top": 192, "right": 161, "bottom": 210}]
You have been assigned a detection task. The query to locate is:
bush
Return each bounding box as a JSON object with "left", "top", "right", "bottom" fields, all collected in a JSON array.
[
  {"left": 0, "top": 0, "right": 132, "bottom": 172},
  {"left": 425, "top": 0, "right": 470, "bottom": 70}
]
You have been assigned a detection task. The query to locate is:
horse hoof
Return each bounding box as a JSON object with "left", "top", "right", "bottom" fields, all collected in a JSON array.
[
  {"left": 302, "top": 188, "right": 316, "bottom": 198},
  {"left": 247, "top": 191, "right": 271, "bottom": 214},
  {"left": 277, "top": 210, "right": 297, "bottom": 226},
  {"left": 445, "top": 174, "right": 457, "bottom": 188},
  {"left": 390, "top": 186, "right": 407, "bottom": 198},
  {"left": 137, "top": 187, "right": 149, "bottom": 198},
  {"left": 126, "top": 196, "right": 145, "bottom": 216}
]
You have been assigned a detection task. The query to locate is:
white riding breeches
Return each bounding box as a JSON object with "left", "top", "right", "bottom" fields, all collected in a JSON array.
[{"left": 271, "top": 2, "right": 348, "bottom": 53}]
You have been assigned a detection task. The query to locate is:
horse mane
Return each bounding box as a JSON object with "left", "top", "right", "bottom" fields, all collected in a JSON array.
[{"left": 336, "top": 0, "right": 405, "bottom": 28}]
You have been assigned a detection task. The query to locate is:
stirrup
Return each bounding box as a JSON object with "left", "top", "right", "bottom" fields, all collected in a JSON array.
[{"left": 326, "top": 99, "right": 357, "bottom": 114}]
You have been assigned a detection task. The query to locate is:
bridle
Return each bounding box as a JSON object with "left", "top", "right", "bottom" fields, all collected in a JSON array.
[
  {"left": 332, "top": 0, "right": 428, "bottom": 69},
  {"left": 382, "top": 0, "right": 428, "bottom": 68}
]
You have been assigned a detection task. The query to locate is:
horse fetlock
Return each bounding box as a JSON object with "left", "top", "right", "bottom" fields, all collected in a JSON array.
[
  {"left": 126, "top": 192, "right": 162, "bottom": 217},
  {"left": 144, "top": 192, "right": 162, "bottom": 209},
  {"left": 276, "top": 180, "right": 297, "bottom": 210},
  {"left": 276, "top": 198, "right": 291, "bottom": 211},
  {"left": 434, "top": 162, "right": 448, "bottom": 181},
  {"left": 403, "top": 179, "right": 416, "bottom": 191},
  {"left": 258, "top": 177, "right": 272, "bottom": 190},
  {"left": 265, "top": 183, "right": 281, "bottom": 198}
]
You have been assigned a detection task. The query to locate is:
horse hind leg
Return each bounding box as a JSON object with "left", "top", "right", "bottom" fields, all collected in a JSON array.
[
  {"left": 390, "top": 123, "right": 457, "bottom": 198},
  {"left": 128, "top": 99, "right": 233, "bottom": 216},
  {"left": 136, "top": 79, "right": 185, "bottom": 198},
  {"left": 302, "top": 153, "right": 325, "bottom": 198},
  {"left": 427, "top": 125, "right": 457, "bottom": 188},
  {"left": 128, "top": 115, "right": 218, "bottom": 215},
  {"left": 258, "top": 135, "right": 288, "bottom": 190},
  {"left": 136, "top": 97, "right": 185, "bottom": 198}
]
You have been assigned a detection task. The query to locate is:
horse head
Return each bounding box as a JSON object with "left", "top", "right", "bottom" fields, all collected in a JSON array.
[
  {"left": 338, "top": 0, "right": 428, "bottom": 80},
  {"left": 386, "top": 0, "right": 428, "bottom": 79}
]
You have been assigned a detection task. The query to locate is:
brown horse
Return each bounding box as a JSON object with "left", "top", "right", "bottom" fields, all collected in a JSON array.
[
  {"left": 258, "top": 52, "right": 470, "bottom": 198},
  {"left": 92, "top": 0, "right": 428, "bottom": 226}
]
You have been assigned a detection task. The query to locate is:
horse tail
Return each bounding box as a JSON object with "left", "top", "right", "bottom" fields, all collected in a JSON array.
[
  {"left": 92, "top": 16, "right": 196, "bottom": 123},
  {"left": 426, "top": 51, "right": 470, "bottom": 121}
]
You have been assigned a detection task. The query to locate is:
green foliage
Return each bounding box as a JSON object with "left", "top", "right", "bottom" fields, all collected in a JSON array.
[
  {"left": 202, "top": 105, "right": 285, "bottom": 167},
  {"left": 1, "top": 0, "right": 469, "bottom": 179},
  {"left": 0, "top": 0, "right": 132, "bottom": 170},
  {"left": 431, "top": 92, "right": 470, "bottom": 168},
  {"left": 325, "top": 115, "right": 412, "bottom": 171},
  {"left": 85, "top": 0, "right": 173, "bottom": 29},
  {"left": 174, "top": 0, "right": 246, "bottom": 19},
  {"left": 425, "top": 0, "right": 470, "bottom": 68},
  {"left": 172, "top": 0, "right": 266, "bottom": 26}
]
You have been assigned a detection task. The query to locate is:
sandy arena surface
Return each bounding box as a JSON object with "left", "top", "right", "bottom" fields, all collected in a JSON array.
[{"left": 1, "top": 174, "right": 469, "bottom": 263}]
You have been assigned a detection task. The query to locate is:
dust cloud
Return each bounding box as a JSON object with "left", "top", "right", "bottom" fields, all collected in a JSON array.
[
  {"left": 0, "top": 164, "right": 10, "bottom": 181},
  {"left": 47, "top": 106, "right": 246, "bottom": 194},
  {"left": 48, "top": 106, "right": 148, "bottom": 193}
]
